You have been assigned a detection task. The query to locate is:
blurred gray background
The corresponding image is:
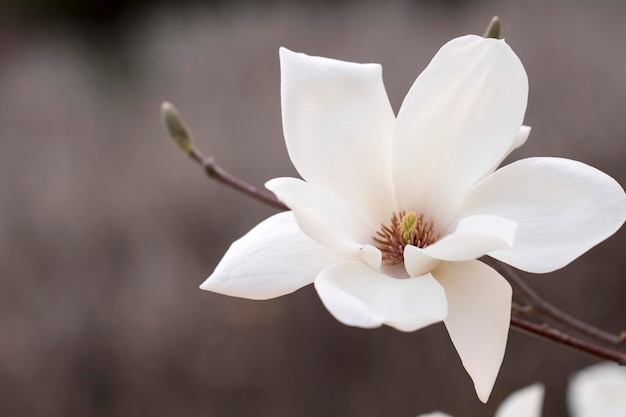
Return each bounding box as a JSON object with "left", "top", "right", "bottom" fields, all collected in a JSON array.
[{"left": 1, "top": 0, "right": 625, "bottom": 415}]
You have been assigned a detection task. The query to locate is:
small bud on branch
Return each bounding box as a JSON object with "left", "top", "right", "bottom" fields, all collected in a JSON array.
[
  {"left": 161, "top": 102, "right": 195, "bottom": 155},
  {"left": 483, "top": 16, "right": 502, "bottom": 39},
  {"left": 160, "top": 102, "right": 287, "bottom": 210}
]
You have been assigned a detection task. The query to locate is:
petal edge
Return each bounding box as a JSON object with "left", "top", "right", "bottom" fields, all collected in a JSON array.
[
  {"left": 201, "top": 212, "right": 353, "bottom": 300},
  {"left": 434, "top": 260, "right": 512, "bottom": 402},
  {"left": 315, "top": 262, "right": 448, "bottom": 332}
]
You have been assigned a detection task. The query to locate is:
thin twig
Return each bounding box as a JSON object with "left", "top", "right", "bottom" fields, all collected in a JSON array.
[
  {"left": 487, "top": 259, "right": 626, "bottom": 347},
  {"left": 511, "top": 316, "right": 626, "bottom": 365},
  {"left": 511, "top": 302, "right": 533, "bottom": 315},
  {"left": 188, "top": 149, "right": 288, "bottom": 211},
  {"left": 160, "top": 101, "right": 288, "bottom": 211}
]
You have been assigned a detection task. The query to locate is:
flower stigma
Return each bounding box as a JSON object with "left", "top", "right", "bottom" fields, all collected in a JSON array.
[{"left": 373, "top": 210, "right": 439, "bottom": 266}]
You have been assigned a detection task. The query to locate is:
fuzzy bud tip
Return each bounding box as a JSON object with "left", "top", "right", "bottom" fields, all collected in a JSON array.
[
  {"left": 161, "top": 102, "right": 193, "bottom": 153},
  {"left": 483, "top": 16, "right": 502, "bottom": 39}
]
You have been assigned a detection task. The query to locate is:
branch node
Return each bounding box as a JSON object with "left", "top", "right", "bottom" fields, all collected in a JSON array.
[
  {"left": 512, "top": 303, "right": 534, "bottom": 315},
  {"left": 203, "top": 157, "right": 220, "bottom": 179}
]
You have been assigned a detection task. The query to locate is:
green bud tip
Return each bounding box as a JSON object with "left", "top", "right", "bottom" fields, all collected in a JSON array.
[
  {"left": 483, "top": 16, "right": 501, "bottom": 39},
  {"left": 161, "top": 102, "right": 193, "bottom": 153}
]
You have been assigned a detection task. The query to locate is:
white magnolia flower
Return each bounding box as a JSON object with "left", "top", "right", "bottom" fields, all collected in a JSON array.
[
  {"left": 568, "top": 362, "right": 626, "bottom": 417},
  {"left": 417, "top": 383, "right": 544, "bottom": 417},
  {"left": 417, "top": 362, "right": 626, "bottom": 417},
  {"left": 201, "top": 35, "right": 626, "bottom": 401},
  {"left": 493, "top": 384, "right": 545, "bottom": 417}
]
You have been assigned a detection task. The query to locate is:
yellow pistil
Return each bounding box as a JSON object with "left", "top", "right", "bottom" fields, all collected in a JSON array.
[{"left": 400, "top": 210, "right": 418, "bottom": 245}]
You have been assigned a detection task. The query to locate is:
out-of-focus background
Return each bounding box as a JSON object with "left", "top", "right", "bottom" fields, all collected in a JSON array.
[{"left": 1, "top": 0, "right": 625, "bottom": 415}]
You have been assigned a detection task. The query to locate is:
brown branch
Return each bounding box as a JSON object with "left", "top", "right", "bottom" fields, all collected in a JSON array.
[
  {"left": 487, "top": 259, "right": 626, "bottom": 348},
  {"left": 189, "top": 149, "right": 288, "bottom": 211},
  {"left": 160, "top": 101, "right": 288, "bottom": 211},
  {"left": 511, "top": 316, "right": 626, "bottom": 365}
]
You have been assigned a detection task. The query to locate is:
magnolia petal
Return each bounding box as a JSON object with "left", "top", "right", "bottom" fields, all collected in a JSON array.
[
  {"left": 495, "top": 384, "right": 545, "bottom": 417},
  {"left": 403, "top": 214, "right": 515, "bottom": 277},
  {"left": 280, "top": 47, "right": 397, "bottom": 227},
  {"left": 421, "top": 215, "right": 517, "bottom": 261},
  {"left": 433, "top": 260, "right": 512, "bottom": 403},
  {"left": 266, "top": 177, "right": 372, "bottom": 252},
  {"left": 403, "top": 245, "right": 441, "bottom": 277},
  {"left": 315, "top": 262, "right": 448, "bottom": 332},
  {"left": 360, "top": 244, "right": 382, "bottom": 271},
  {"left": 392, "top": 35, "right": 528, "bottom": 226},
  {"left": 489, "top": 125, "right": 532, "bottom": 174},
  {"left": 567, "top": 362, "right": 626, "bottom": 417},
  {"left": 462, "top": 157, "right": 626, "bottom": 273},
  {"left": 201, "top": 212, "right": 353, "bottom": 300},
  {"left": 511, "top": 125, "right": 532, "bottom": 154}
]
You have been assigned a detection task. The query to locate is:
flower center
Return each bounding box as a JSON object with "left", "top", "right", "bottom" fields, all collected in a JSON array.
[{"left": 373, "top": 210, "right": 439, "bottom": 266}]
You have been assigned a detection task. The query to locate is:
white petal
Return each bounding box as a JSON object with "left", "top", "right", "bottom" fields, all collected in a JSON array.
[
  {"left": 495, "top": 384, "right": 544, "bottom": 417},
  {"left": 392, "top": 35, "right": 528, "bottom": 226},
  {"left": 433, "top": 260, "right": 512, "bottom": 403},
  {"left": 488, "top": 125, "right": 532, "bottom": 174},
  {"left": 201, "top": 212, "right": 353, "bottom": 300},
  {"left": 266, "top": 177, "right": 372, "bottom": 252},
  {"left": 510, "top": 125, "right": 532, "bottom": 153},
  {"left": 462, "top": 157, "right": 626, "bottom": 273},
  {"left": 403, "top": 244, "right": 441, "bottom": 277},
  {"left": 315, "top": 262, "right": 448, "bottom": 332},
  {"left": 360, "top": 244, "right": 382, "bottom": 271},
  {"left": 280, "top": 47, "right": 397, "bottom": 226},
  {"left": 422, "top": 215, "right": 517, "bottom": 261},
  {"left": 568, "top": 362, "right": 626, "bottom": 417}
]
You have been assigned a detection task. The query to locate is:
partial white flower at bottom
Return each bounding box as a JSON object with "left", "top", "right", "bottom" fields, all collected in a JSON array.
[
  {"left": 568, "top": 362, "right": 626, "bottom": 417},
  {"left": 418, "top": 363, "right": 626, "bottom": 417},
  {"left": 494, "top": 384, "right": 545, "bottom": 417},
  {"left": 201, "top": 34, "right": 626, "bottom": 402},
  {"left": 418, "top": 413, "right": 454, "bottom": 417},
  {"left": 416, "top": 384, "right": 544, "bottom": 417}
]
